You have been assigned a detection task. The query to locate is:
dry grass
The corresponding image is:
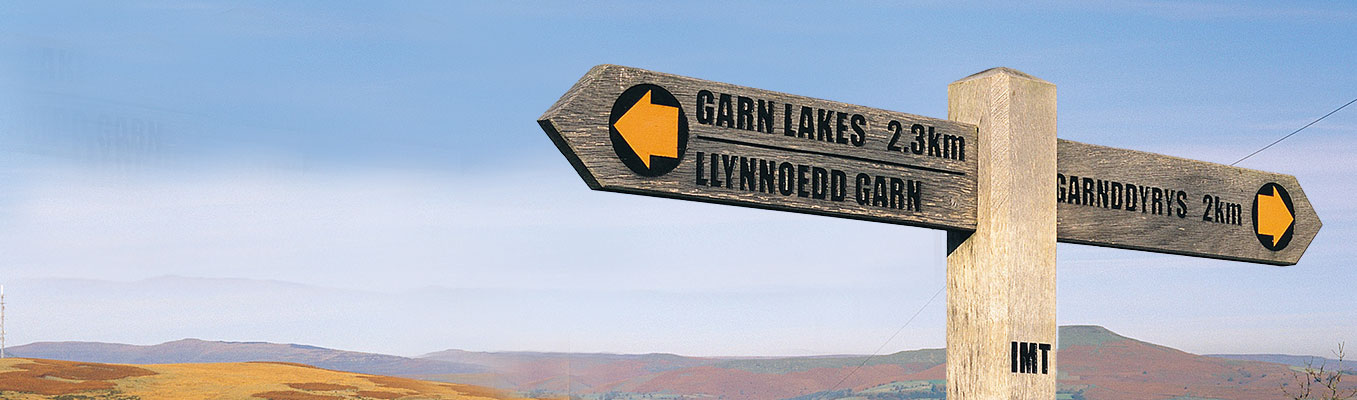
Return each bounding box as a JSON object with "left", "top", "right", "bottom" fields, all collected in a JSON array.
[
  {"left": 0, "top": 359, "right": 155, "bottom": 395},
  {"left": 362, "top": 375, "right": 523, "bottom": 399},
  {"left": 354, "top": 390, "right": 405, "bottom": 399},
  {"left": 440, "top": 382, "right": 525, "bottom": 399},
  {"left": 0, "top": 358, "right": 544, "bottom": 400},
  {"left": 248, "top": 361, "right": 323, "bottom": 369},
  {"left": 361, "top": 375, "right": 437, "bottom": 392},
  {"left": 286, "top": 382, "right": 360, "bottom": 391},
  {"left": 252, "top": 390, "right": 345, "bottom": 400}
]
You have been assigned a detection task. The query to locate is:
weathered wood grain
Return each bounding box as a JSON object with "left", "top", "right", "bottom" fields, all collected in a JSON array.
[
  {"left": 539, "top": 64, "right": 978, "bottom": 231},
  {"left": 946, "top": 67, "right": 1059, "bottom": 400},
  {"left": 538, "top": 64, "right": 1321, "bottom": 266},
  {"left": 1055, "top": 140, "right": 1321, "bottom": 265}
]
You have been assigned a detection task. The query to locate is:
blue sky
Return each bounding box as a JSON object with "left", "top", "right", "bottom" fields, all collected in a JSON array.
[{"left": 0, "top": 1, "right": 1354, "bottom": 358}]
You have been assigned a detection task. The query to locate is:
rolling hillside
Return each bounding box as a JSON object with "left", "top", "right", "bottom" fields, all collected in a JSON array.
[
  {"left": 1057, "top": 325, "right": 1305, "bottom": 399},
  {"left": 414, "top": 350, "right": 718, "bottom": 392},
  {"left": 8, "top": 339, "right": 480, "bottom": 377},
  {"left": 418, "top": 326, "right": 1353, "bottom": 400},
  {"left": 12, "top": 326, "right": 1354, "bottom": 399},
  {"left": 1206, "top": 353, "right": 1350, "bottom": 369},
  {"left": 0, "top": 357, "right": 537, "bottom": 400}
]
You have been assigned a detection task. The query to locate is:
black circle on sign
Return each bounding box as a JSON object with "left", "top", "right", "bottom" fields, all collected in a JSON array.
[
  {"left": 609, "top": 84, "right": 688, "bottom": 177},
  {"left": 1252, "top": 182, "right": 1295, "bottom": 251}
]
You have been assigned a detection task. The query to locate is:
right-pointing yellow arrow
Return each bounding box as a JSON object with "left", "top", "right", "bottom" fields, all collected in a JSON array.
[
  {"left": 615, "top": 90, "right": 678, "bottom": 168},
  {"left": 1257, "top": 186, "right": 1294, "bottom": 246}
]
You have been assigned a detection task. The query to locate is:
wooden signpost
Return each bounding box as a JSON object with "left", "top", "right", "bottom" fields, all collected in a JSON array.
[
  {"left": 944, "top": 68, "right": 1059, "bottom": 400},
  {"left": 539, "top": 65, "right": 1322, "bottom": 400},
  {"left": 1056, "top": 140, "right": 1320, "bottom": 265},
  {"left": 539, "top": 65, "right": 978, "bottom": 231}
]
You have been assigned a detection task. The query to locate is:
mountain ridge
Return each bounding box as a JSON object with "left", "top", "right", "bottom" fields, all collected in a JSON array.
[
  {"left": 9, "top": 337, "right": 482, "bottom": 377},
  {"left": 12, "top": 325, "right": 1355, "bottom": 400},
  {"left": 1206, "top": 353, "right": 1352, "bottom": 369}
]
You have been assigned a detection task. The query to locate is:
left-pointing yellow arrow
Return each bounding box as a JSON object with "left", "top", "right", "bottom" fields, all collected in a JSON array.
[{"left": 614, "top": 90, "right": 679, "bottom": 168}]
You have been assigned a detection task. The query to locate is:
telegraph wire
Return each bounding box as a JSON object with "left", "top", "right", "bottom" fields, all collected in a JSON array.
[
  {"left": 824, "top": 284, "right": 945, "bottom": 395},
  {"left": 1231, "top": 97, "right": 1357, "bottom": 166}
]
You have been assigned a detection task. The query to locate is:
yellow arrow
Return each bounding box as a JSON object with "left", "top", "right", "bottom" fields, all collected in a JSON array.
[
  {"left": 615, "top": 90, "right": 678, "bottom": 168},
  {"left": 1256, "top": 186, "right": 1294, "bottom": 246}
]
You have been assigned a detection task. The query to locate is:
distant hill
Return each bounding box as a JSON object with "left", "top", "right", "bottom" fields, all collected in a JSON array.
[
  {"left": 711, "top": 348, "right": 945, "bottom": 374},
  {"left": 419, "top": 326, "right": 1353, "bottom": 400},
  {"left": 417, "top": 349, "right": 719, "bottom": 392},
  {"left": 0, "top": 357, "right": 533, "bottom": 400},
  {"left": 8, "top": 338, "right": 481, "bottom": 377},
  {"left": 1055, "top": 325, "right": 1304, "bottom": 399},
  {"left": 15, "top": 325, "right": 1355, "bottom": 400},
  {"left": 1208, "top": 353, "right": 1353, "bottom": 370}
]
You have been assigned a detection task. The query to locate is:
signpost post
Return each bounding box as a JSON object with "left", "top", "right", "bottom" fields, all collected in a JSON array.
[
  {"left": 538, "top": 64, "right": 1322, "bottom": 399},
  {"left": 945, "top": 68, "right": 1058, "bottom": 400}
]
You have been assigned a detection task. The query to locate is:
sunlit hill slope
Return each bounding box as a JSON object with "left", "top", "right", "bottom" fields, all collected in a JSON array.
[
  {"left": 0, "top": 357, "right": 541, "bottom": 400},
  {"left": 9, "top": 326, "right": 1355, "bottom": 400}
]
